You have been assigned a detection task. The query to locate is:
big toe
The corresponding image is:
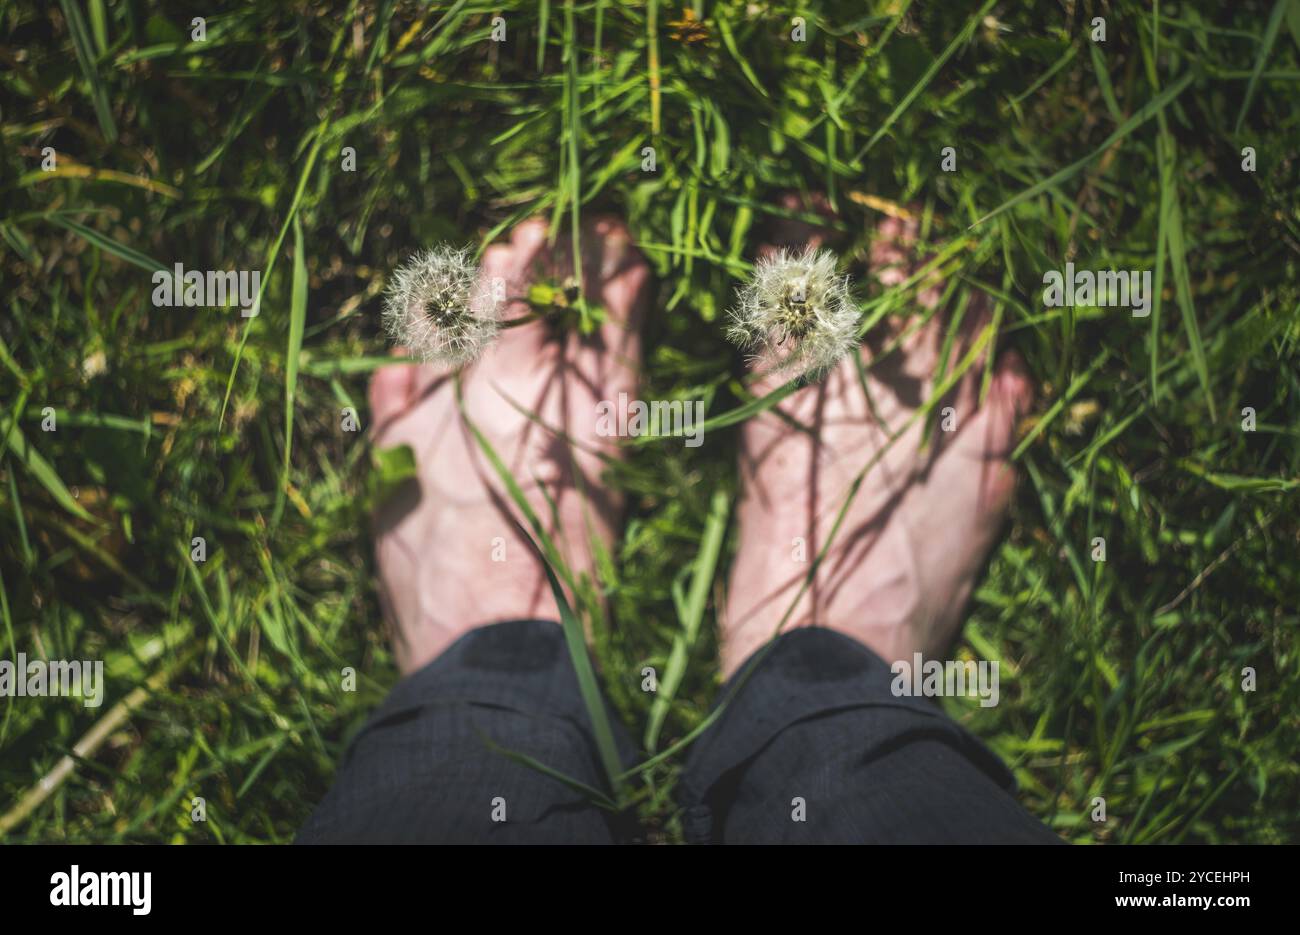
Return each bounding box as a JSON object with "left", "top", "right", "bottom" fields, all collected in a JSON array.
[
  {"left": 369, "top": 357, "right": 418, "bottom": 440},
  {"left": 949, "top": 349, "right": 1035, "bottom": 510}
]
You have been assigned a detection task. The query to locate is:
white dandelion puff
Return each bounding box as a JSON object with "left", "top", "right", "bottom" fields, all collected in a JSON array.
[
  {"left": 382, "top": 245, "right": 499, "bottom": 365},
  {"left": 727, "top": 246, "right": 858, "bottom": 380}
]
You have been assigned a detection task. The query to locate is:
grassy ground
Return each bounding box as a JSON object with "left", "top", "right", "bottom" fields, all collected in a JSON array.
[{"left": 1, "top": 0, "right": 1298, "bottom": 844}]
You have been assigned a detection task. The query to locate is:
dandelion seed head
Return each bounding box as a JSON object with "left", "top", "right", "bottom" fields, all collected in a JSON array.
[
  {"left": 382, "top": 245, "right": 499, "bottom": 366},
  {"left": 727, "top": 246, "right": 858, "bottom": 380}
]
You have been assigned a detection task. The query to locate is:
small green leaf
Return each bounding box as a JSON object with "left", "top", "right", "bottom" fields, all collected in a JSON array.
[{"left": 368, "top": 444, "right": 417, "bottom": 508}]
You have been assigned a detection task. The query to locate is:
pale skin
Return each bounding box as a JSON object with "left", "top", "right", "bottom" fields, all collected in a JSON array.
[{"left": 369, "top": 209, "right": 1033, "bottom": 680}]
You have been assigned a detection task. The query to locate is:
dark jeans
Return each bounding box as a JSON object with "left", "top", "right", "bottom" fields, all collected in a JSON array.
[{"left": 297, "top": 620, "right": 1059, "bottom": 844}]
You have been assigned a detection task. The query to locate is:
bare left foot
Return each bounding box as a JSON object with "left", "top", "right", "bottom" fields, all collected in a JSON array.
[{"left": 369, "top": 218, "right": 652, "bottom": 674}]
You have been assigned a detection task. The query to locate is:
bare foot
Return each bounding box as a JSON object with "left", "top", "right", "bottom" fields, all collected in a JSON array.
[
  {"left": 369, "top": 217, "right": 652, "bottom": 675},
  {"left": 721, "top": 212, "right": 1034, "bottom": 678}
]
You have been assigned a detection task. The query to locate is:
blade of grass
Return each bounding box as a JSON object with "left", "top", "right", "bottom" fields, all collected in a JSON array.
[
  {"left": 563, "top": 0, "right": 585, "bottom": 326},
  {"left": 716, "top": 11, "right": 768, "bottom": 98},
  {"left": 970, "top": 71, "right": 1195, "bottom": 228},
  {"left": 44, "top": 216, "right": 166, "bottom": 273},
  {"left": 1089, "top": 41, "right": 1123, "bottom": 122},
  {"left": 644, "top": 488, "right": 730, "bottom": 751},
  {"left": 19, "top": 164, "right": 181, "bottom": 198},
  {"left": 273, "top": 215, "right": 308, "bottom": 530},
  {"left": 0, "top": 567, "right": 15, "bottom": 747},
  {"left": 218, "top": 118, "right": 330, "bottom": 429},
  {"left": 479, "top": 733, "right": 619, "bottom": 810},
  {"left": 1151, "top": 133, "right": 1172, "bottom": 401},
  {"left": 852, "top": 0, "right": 997, "bottom": 161},
  {"left": 629, "top": 376, "right": 801, "bottom": 443},
  {"left": 647, "top": 0, "right": 661, "bottom": 133},
  {"left": 0, "top": 414, "right": 95, "bottom": 523},
  {"left": 1234, "top": 0, "right": 1289, "bottom": 132},
  {"left": 537, "top": 0, "right": 550, "bottom": 70},
  {"left": 57, "top": 0, "right": 117, "bottom": 143},
  {"left": 1011, "top": 350, "right": 1111, "bottom": 461},
  {"left": 0, "top": 642, "right": 198, "bottom": 836},
  {"left": 1164, "top": 188, "right": 1214, "bottom": 417}
]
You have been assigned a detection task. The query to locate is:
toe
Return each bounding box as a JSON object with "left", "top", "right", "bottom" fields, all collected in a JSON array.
[
  {"left": 942, "top": 349, "right": 1035, "bottom": 510},
  {"left": 510, "top": 216, "right": 548, "bottom": 253},
  {"left": 869, "top": 213, "right": 923, "bottom": 288},
  {"left": 483, "top": 219, "right": 550, "bottom": 319},
  {"left": 575, "top": 214, "right": 639, "bottom": 292},
  {"left": 482, "top": 235, "right": 551, "bottom": 361},
  {"left": 369, "top": 357, "right": 418, "bottom": 441},
  {"left": 994, "top": 348, "right": 1035, "bottom": 418},
  {"left": 590, "top": 217, "right": 650, "bottom": 330},
  {"left": 480, "top": 242, "right": 521, "bottom": 309},
  {"left": 600, "top": 254, "right": 650, "bottom": 332}
]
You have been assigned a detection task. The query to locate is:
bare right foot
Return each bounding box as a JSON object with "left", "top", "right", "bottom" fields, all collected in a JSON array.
[{"left": 721, "top": 214, "right": 1034, "bottom": 678}]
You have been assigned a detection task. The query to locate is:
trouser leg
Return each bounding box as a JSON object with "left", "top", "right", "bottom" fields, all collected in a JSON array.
[
  {"left": 298, "top": 619, "right": 633, "bottom": 844},
  {"left": 679, "top": 628, "right": 1061, "bottom": 844}
]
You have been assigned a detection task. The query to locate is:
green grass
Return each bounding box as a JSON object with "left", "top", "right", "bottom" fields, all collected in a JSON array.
[{"left": 2, "top": 0, "right": 1299, "bottom": 843}]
